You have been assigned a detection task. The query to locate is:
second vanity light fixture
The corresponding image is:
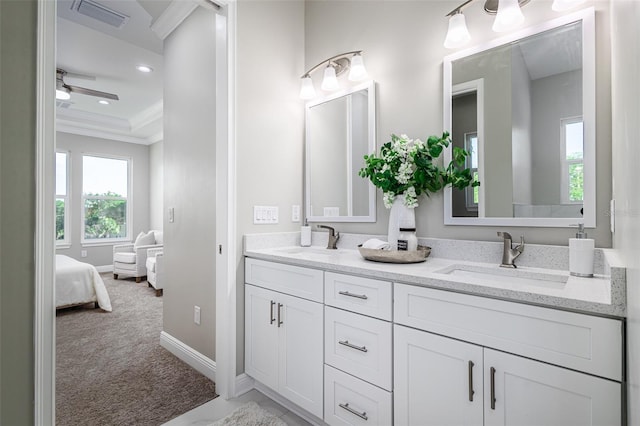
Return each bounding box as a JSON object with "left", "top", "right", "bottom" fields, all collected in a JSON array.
[
  {"left": 299, "top": 51, "right": 368, "bottom": 100},
  {"left": 444, "top": 0, "right": 587, "bottom": 49}
]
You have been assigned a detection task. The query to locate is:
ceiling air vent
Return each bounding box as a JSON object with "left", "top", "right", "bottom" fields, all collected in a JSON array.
[
  {"left": 56, "top": 100, "right": 73, "bottom": 109},
  {"left": 71, "top": 0, "right": 129, "bottom": 29}
]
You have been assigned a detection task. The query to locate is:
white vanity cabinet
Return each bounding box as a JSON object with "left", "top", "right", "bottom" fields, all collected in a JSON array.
[
  {"left": 324, "top": 272, "right": 393, "bottom": 426},
  {"left": 244, "top": 259, "right": 324, "bottom": 418},
  {"left": 394, "top": 283, "right": 623, "bottom": 426}
]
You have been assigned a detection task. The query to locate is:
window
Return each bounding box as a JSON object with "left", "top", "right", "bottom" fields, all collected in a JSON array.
[
  {"left": 560, "top": 118, "right": 584, "bottom": 203},
  {"left": 464, "top": 133, "right": 479, "bottom": 211},
  {"left": 56, "top": 152, "right": 70, "bottom": 245},
  {"left": 82, "top": 155, "right": 130, "bottom": 243}
]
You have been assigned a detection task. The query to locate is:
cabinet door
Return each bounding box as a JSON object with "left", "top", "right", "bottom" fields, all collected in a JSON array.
[
  {"left": 244, "top": 284, "right": 279, "bottom": 391},
  {"left": 278, "top": 291, "right": 324, "bottom": 418},
  {"left": 484, "top": 348, "right": 621, "bottom": 426},
  {"left": 394, "top": 325, "right": 484, "bottom": 426}
]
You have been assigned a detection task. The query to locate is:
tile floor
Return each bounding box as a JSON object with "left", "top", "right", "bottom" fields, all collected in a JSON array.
[{"left": 163, "top": 389, "right": 313, "bottom": 426}]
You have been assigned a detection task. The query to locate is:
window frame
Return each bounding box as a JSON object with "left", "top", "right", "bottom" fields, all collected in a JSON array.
[
  {"left": 80, "top": 153, "right": 132, "bottom": 245},
  {"left": 464, "top": 132, "right": 479, "bottom": 212},
  {"left": 55, "top": 150, "right": 71, "bottom": 248},
  {"left": 559, "top": 116, "right": 584, "bottom": 205}
]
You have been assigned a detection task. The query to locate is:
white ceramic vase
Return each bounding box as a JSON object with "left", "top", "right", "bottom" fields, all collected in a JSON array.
[{"left": 388, "top": 196, "right": 416, "bottom": 250}]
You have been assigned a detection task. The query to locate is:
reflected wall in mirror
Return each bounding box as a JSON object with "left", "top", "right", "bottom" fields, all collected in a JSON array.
[
  {"left": 443, "top": 8, "right": 595, "bottom": 227},
  {"left": 305, "top": 81, "right": 376, "bottom": 222}
]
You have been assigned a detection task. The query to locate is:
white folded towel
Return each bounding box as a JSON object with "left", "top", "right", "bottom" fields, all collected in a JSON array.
[{"left": 361, "top": 238, "right": 391, "bottom": 250}]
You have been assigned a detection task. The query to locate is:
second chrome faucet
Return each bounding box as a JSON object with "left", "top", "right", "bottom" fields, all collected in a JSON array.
[
  {"left": 318, "top": 225, "right": 340, "bottom": 249},
  {"left": 497, "top": 231, "right": 524, "bottom": 268}
]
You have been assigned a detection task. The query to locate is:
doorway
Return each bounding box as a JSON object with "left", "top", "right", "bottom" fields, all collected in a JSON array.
[{"left": 35, "top": 1, "right": 237, "bottom": 423}]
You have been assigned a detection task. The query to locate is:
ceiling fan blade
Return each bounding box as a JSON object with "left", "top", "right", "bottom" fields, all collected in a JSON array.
[
  {"left": 68, "top": 85, "right": 119, "bottom": 101},
  {"left": 65, "top": 71, "right": 96, "bottom": 81}
]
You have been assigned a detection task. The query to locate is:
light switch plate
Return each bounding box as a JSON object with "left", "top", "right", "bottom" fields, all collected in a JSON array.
[
  {"left": 169, "top": 207, "right": 175, "bottom": 223},
  {"left": 253, "top": 206, "right": 279, "bottom": 224},
  {"left": 610, "top": 199, "right": 615, "bottom": 233},
  {"left": 292, "top": 205, "right": 300, "bottom": 222}
]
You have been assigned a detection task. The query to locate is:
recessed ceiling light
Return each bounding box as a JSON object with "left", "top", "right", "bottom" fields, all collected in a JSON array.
[
  {"left": 98, "top": 100, "right": 110, "bottom": 105},
  {"left": 136, "top": 65, "right": 153, "bottom": 73}
]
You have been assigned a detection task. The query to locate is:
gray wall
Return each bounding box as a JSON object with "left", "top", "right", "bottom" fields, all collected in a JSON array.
[
  {"left": 511, "top": 46, "right": 533, "bottom": 205},
  {"left": 304, "top": 0, "right": 612, "bottom": 247},
  {"left": 531, "top": 70, "right": 582, "bottom": 205},
  {"left": 0, "top": 0, "right": 36, "bottom": 423},
  {"left": 163, "top": 5, "right": 217, "bottom": 360},
  {"left": 55, "top": 132, "right": 151, "bottom": 267},
  {"left": 149, "top": 141, "right": 163, "bottom": 231},
  {"left": 451, "top": 93, "right": 478, "bottom": 217},
  {"left": 610, "top": 0, "right": 640, "bottom": 423},
  {"left": 235, "top": 0, "right": 305, "bottom": 374}
]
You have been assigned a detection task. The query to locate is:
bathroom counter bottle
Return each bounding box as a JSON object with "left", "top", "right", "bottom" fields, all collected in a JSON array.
[{"left": 569, "top": 224, "right": 594, "bottom": 278}]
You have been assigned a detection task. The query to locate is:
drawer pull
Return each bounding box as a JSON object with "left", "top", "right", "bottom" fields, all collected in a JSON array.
[
  {"left": 338, "top": 290, "right": 368, "bottom": 300},
  {"left": 277, "top": 303, "right": 283, "bottom": 327},
  {"left": 270, "top": 300, "right": 276, "bottom": 325},
  {"left": 338, "top": 340, "right": 368, "bottom": 352},
  {"left": 468, "top": 360, "right": 475, "bottom": 402},
  {"left": 339, "top": 403, "right": 368, "bottom": 421},
  {"left": 490, "top": 366, "right": 496, "bottom": 410}
]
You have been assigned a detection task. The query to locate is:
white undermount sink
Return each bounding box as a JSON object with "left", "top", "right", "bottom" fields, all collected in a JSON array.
[{"left": 435, "top": 264, "right": 568, "bottom": 289}]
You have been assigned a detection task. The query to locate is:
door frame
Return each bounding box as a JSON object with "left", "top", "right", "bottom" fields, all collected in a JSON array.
[{"left": 34, "top": 1, "right": 238, "bottom": 423}]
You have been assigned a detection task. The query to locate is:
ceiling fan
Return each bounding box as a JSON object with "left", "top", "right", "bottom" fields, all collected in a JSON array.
[{"left": 56, "top": 68, "right": 119, "bottom": 101}]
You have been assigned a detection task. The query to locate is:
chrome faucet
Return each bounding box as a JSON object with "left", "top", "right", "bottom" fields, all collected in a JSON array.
[
  {"left": 497, "top": 231, "right": 524, "bottom": 268},
  {"left": 318, "top": 225, "right": 340, "bottom": 249}
]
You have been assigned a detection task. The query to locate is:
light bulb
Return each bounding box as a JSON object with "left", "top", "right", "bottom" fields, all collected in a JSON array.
[
  {"left": 552, "top": 0, "right": 587, "bottom": 11},
  {"left": 56, "top": 88, "right": 71, "bottom": 100},
  {"left": 348, "top": 54, "right": 368, "bottom": 81},
  {"left": 299, "top": 76, "right": 316, "bottom": 100},
  {"left": 444, "top": 12, "right": 471, "bottom": 49},
  {"left": 321, "top": 65, "right": 339, "bottom": 91},
  {"left": 492, "top": 0, "right": 524, "bottom": 32}
]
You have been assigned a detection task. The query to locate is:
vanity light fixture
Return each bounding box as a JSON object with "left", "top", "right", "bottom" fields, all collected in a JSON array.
[
  {"left": 299, "top": 50, "right": 368, "bottom": 100},
  {"left": 444, "top": 0, "right": 595, "bottom": 48}
]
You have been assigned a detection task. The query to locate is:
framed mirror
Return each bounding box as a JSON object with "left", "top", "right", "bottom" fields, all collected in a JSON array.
[
  {"left": 305, "top": 80, "right": 376, "bottom": 222},
  {"left": 443, "top": 8, "right": 595, "bottom": 227}
]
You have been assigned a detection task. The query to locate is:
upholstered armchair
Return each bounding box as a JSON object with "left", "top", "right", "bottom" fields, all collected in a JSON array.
[
  {"left": 146, "top": 248, "right": 164, "bottom": 296},
  {"left": 113, "top": 230, "right": 163, "bottom": 283}
]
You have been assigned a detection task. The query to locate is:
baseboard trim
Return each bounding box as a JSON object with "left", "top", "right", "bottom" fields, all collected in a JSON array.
[
  {"left": 234, "top": 373, "right": 254, "bottom": 397},
  {"left": 160, "top": 331, "right": 216, "bottom": 382},
  {"left": 96, "top": 265, "right": 113, "bottom": 273}
]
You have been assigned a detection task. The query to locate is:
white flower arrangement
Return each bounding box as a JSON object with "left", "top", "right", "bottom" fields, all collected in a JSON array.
[{"left": 359, "top": 132, "right": 478, "bottom": 209}]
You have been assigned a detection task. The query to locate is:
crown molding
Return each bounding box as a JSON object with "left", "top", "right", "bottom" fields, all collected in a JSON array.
[
  {"left": 130, "top": 100, "right": 163, "bottom": 132},
  {"left": 56, "top": 122, "right": 154, "bottom": 145},
  {"left": 151, "top": 0, "right": 199, "bottom": 40}
]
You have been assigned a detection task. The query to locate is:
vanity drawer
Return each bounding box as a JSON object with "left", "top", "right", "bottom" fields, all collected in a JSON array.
[
  {"left": 325, "top": 272, "right": 392, "bottom": 320},
  {"left": 245, "top": 258, "right": 323, "bottom": 302},
  {"left": 394, "top": 283, "right": 623, "bottom": 381},
  {"left": 325, "top": 306, "right": 392, "bottom": 390},
  {"left": 324, "top": 365, "right": 392, "bottom": 426}
]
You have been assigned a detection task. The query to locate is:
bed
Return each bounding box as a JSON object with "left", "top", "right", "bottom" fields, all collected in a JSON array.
[{"left": 56, "top": 255, "right": 112, "bottom": 312}]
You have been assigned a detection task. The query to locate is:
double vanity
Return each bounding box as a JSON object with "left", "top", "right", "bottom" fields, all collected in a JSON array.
[{"left": 243, "top": 232, "right": 626, "bottom": 426}]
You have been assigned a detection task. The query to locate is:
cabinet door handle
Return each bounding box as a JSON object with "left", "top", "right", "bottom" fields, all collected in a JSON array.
[
  {"left": 338, "top": 290, "right": 368, "bottom": 300},
  {"left": 277, "top": 303, "right": 283, "bottom": 327},
  {"left": 339, "top": 403, "right": 368, "bottom": 421},
  {"left": 468, "top": 360, "right": 475, "bottom": 402},
  {"left": 490, "top": 366, "right": 496, "bottom": 410},
  {"left": 269, "top": 301, "right": 276, "bottom": 325},
  {"left": 338, "top": 340, "right": 368, "bottom": 352}
]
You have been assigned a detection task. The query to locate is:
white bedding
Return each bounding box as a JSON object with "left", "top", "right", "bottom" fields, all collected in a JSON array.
[{"left": 56, "top": 255, "right": 112, "bottom": 312}]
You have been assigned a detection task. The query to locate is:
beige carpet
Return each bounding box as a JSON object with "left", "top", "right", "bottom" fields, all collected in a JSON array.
[{"left": 56, "top": 274, "right": 217, "bottom": 426}]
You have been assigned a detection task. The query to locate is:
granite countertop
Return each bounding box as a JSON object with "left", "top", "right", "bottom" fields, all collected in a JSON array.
[{"left": 244, "top": 233, "right": 626, "bottom": 318}]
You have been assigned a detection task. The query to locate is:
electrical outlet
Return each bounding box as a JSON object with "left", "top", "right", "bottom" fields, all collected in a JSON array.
[
  {"left": 194, "top": 306, "right": 201, "bottom": 325},
  {"left": 292, "top": 205, "right": 300, "bottom": 222},
  {"left": 81, "top": 250, "right": 87, "bottom": 258}
]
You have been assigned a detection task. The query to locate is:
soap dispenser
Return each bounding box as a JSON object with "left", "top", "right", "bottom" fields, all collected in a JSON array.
[{"left": 569, "top": 224, "right": 594, "bottom": 278}]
